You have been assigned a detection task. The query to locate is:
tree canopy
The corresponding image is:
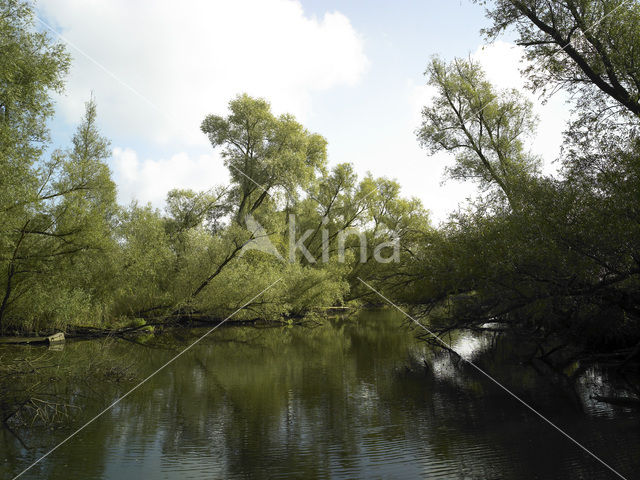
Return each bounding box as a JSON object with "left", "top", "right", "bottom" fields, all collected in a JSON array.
[{"left": 0, "top": 0, "right": 638, "bottom": 372}]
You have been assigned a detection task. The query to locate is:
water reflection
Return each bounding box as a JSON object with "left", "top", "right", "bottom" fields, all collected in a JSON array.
[{"left": 1, "top": 310, "right": 638, "bottom": 479}]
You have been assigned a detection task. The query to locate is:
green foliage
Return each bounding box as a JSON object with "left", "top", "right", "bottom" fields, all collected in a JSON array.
[
  {"left": 201, "top": 94, "right": 327, "bottom": 223},
  {"left": 476, "top": 0, "right": 640, "bottom": 117},
  {"left": 418, "top": 57, "right": 540, "bottom": 209},
  {"left": 0, "top": 3, "right": 421, "bottom": 333},
  {"left": 408, "top": 1, "right": 640, "bottom": 355},
  {"left": 0, "top": 2, "right": 122, "bottom": 333},
  {"left": 165, "top": 187, "right": 228, "bottom": 236},
  {"left": 0, "top": 0, "right": 70, "bottom": 331},
  {"left": 0, "top": 0, "right": 69, "bottom": 170},
  {"left": 110, "top": 203, "right": 175, "bottom": 318}
]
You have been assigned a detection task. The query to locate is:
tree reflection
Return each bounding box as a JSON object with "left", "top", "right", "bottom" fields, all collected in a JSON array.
[{"left": 3, "top": 310, "right": 639, "bottom": 479}]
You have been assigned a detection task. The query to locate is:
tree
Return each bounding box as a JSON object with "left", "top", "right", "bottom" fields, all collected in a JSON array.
[
  {"left": 476, "top": 0, "right": 640, "bottom": 117},
  {"left": 410, "top": 2, "right": 640, "bottom": 361},
  {"left": 417, "top": 57, "right": 540, "bottom": 209},
  {"left": 0, "top": 0, "right": 69, "bottom": 198},
  {"left": 0, "top": 0, "right": 72, "bottom": 331},
  {"left": 201, "top": 94, "right": 327, "bottom": 224},
  {"left": 165, "top": 187, "right": 229, "bottom": 237},
  {"left": 0, "top": 97, "right": 118, "bottom": 332},
  {"left": 53, "top": 97, "right": 117, "bottom": 243}
]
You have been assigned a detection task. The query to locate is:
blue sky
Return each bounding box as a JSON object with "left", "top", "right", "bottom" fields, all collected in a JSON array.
[{"left": 39, "top": 0, "right": 568, "bottom": 223}]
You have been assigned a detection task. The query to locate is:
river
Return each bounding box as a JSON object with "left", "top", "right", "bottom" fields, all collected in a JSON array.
[{"left": 1, "top": 309, "right": 639, "bottom": 479}]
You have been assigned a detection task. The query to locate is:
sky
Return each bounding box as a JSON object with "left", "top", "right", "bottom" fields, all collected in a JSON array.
[{"left": 38, "top": 0, "right": 572, "bottom": 224}]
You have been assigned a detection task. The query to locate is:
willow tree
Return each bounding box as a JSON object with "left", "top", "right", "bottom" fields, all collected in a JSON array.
[
  {"left": 0, "top": 0, "right": 69, "bottom": 200},
  {"left": 0, "top": 0, "right": 70, "bottom": 331},
  {"left": 477, "top": 0, "right": 640, "bottom": 351},
  {"left": 0, "top": 0, "right": 69, "bottom": 249},
  {"left": 476, "top": 0, "right": 640, "bottom": 117},
  {"left": 169, "top": 94, "right": 329, "bottom": 307},
  {"left": 417, "top": 57, "right": 540, "bottom": 210},
  {"left": 411, "top": 1, "right": 640, "bottom": 357},
  {"left": 0, "top": 97, "right": 118, "bottom": 332},
  {"left": 201, "top": 94, "right": 327, "bottom": 224}
]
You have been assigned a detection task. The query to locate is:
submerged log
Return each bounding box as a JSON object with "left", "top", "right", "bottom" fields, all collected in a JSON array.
[{"left": 0, "top": 332, "right": 65, "bottom": 345}]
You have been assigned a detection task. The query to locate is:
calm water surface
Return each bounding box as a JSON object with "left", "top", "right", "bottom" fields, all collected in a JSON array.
[{"left": 1, "top": 310, "right": 639, "bottom": 479}]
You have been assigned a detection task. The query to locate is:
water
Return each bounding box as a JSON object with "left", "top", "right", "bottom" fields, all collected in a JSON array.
[{"left": 1, "top": 310, "right": 639, "bottom": 479}]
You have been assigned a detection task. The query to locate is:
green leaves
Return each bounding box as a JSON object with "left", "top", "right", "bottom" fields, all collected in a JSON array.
[
  {"left": 201, "top": 94, "right": 328, "bottom": 221},
  {"left": 418, "top": 57, "right": 540, "bottom": 208},
  {"left": 476, "top": 0, "right": 640, "bottom": 117},
  {"left": 0, "top": 0, "right": 70, "bottom": 169},
  {"left": 405, "top": 1, "right": 640, "bottom": 354}
]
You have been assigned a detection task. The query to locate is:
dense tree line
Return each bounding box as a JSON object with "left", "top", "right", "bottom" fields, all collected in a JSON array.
[
  {"left": 0, "top": 0, "right": 428, "bottom": 334},
  {"left": 386, "top": 0, "right": 640, "bottom": 363}
]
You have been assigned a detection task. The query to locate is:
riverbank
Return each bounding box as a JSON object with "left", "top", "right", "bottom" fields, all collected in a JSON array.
[{"left": 0, "top": 310, "right": 342, "bottom": 343}]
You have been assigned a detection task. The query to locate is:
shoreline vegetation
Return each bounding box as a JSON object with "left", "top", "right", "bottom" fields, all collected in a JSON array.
[
  {"left": 1, "top": 313, "right": 637, "bottom": 444},
  {"left": 1, "top": 0, "right": 639, "bottom": 387}
]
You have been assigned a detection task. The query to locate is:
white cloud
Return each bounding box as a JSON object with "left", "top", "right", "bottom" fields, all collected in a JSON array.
[
  {"left": 39, "top": 1, "right": 571, "bottom": 225},
  {"left": 112, "top": 147, "right": 228, "bottom": 207},
  {"left": 39, "top": 0, "right": 368, "bottom": 210},
  {"left": 40, "top": 0, "right": 369, "bottom": 146}
]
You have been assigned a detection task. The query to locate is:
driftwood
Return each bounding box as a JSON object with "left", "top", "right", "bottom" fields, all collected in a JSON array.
[{"left": 0, "top": 332, "right": 65, "bottom": 345}]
